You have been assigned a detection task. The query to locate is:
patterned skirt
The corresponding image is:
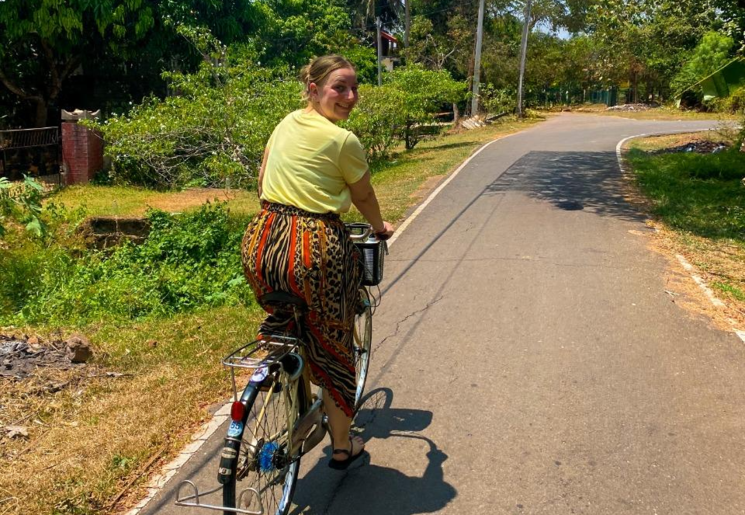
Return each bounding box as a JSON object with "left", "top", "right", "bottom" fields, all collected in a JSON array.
[{"left": 241, "top": 202, "right": 362, "bottom": 417}]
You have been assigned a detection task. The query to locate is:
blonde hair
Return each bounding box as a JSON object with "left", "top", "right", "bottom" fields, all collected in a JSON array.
[{"left": 300, "top": 55, "right": 355, "bottom": 102}]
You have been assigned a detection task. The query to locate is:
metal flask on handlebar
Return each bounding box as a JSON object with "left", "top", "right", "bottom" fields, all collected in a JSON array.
[{"left": 356, "top": 233, "right": 387, "bottom": 287}]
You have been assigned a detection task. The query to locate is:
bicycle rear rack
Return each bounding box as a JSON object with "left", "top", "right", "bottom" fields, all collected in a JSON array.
[
  {"left": 222, "top": 336, "right": 301, "bottom": 400},
  {"left": 223, "top": 336, "right": 300, "bottom": 370},
  {"left": 175, "top": 480, "right": 265, "bottom": 514}
]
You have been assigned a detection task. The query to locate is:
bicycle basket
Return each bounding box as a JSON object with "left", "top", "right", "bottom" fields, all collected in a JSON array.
[{"left": 354, "top": 235, "right": 387, "bottom": 286}]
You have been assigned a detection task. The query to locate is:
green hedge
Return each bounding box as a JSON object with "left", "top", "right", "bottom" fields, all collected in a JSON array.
[{"left": 346, "top": 66, "right": 467, "bottom": 160}]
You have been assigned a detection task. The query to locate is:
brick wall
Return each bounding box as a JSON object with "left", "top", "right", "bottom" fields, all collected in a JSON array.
[{"left": 61, "top": 122, "right": 104, "bottom": 185}]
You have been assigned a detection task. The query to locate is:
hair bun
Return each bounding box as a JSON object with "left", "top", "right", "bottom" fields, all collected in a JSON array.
[{"left": 299, "top": 64, "right": 311, "bottom": 86}]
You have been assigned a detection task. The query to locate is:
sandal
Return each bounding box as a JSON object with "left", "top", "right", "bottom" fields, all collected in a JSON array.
[{"left": 329, "top": 435, "right": 366, "bottom": 470}]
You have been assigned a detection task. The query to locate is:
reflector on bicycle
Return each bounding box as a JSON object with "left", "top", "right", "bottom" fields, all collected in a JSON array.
[{"left": 231, "top": 401, "right": 245, "bottom": 422}]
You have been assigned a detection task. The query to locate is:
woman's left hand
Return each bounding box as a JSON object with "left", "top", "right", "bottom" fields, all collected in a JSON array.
[{"left": 374, "top": 221, "right": 395, "bottom": 240}]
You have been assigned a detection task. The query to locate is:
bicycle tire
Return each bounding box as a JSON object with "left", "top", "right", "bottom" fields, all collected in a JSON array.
[
  {"left": 222, "top": 372, "right": 306, "bottom": 515},
  {"left": 353, "top": 287, "right": 373, "bottom": 411}
]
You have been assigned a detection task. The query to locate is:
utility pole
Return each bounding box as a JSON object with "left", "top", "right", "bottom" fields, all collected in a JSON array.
[
  {"left": 376, "top": 17, "right": 383, "bottom": 86},
  {"left": 470, "top": 0, "right": 485, "bottom": 117},
  {"left": 405, "top": 0, "right": 410, "bottom": 48},
  {"left": 516, "top": 0, "right": 532, "bottom": 118}
]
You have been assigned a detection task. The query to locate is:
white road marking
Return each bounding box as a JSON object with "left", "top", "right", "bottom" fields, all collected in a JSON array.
[{"left": 675, "top": 254, "right": 726, "bottom": 307}]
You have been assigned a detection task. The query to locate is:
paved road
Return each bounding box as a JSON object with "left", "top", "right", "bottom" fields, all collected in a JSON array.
[{"left": 141, "top": 114, "right": 745, "bottom": 515}]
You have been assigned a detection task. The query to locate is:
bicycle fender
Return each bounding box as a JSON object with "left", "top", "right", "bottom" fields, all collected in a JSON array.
[{"left": 217, "top": 385, "right": 259, "bottom": 485}]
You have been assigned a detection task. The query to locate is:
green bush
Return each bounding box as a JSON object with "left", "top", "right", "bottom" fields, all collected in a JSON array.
[
  {"left": 0, "top": 176, "right": 45, "bottom": 238},
  {"left": 1, "top": 203, "right": 255, "bottom": 326},
  {"left": 385, "top": 66, "right": 467, "bottom": 150},
  {"left": 94, "top": 35, "right": 465, "bottom": 182},
  {"left": 479, "top": 84, "right": 516, "bottom": 115},
  {"left": 345, "top": 84, "right": 407, "bottom": 161},
  {"left": 92, "top": 39, "right": 303, "bottom": 189},
  {"left": 345, "top": 67, "right": 466, "bottom": 160},
  {"left": 721, "top": 86, "right": 745, "bottom": 113},
  {"left": 671, "top": 32, "right": 735, "bottom": 96}
]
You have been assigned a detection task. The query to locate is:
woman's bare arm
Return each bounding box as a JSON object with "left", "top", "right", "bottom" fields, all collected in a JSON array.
[
  {"left": 257, "top": 145, "right": 271, "bottom": 198},
  {"left": 348, "top": 171, "right": 394, "bottom": 237}
]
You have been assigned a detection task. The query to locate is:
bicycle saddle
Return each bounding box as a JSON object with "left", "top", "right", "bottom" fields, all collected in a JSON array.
[{"left": 260, "top": 291, "right": 308, "bottom": 310}]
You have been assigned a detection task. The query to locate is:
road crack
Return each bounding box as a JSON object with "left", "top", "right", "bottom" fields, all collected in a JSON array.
[{"left": 372, "top": 295, "right": 444, "bottom": 360}]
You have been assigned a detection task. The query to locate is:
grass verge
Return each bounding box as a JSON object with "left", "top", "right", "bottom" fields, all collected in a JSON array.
[
  {"left": 570, "top": 103, "right": 738, "bottom": 122},
  {"left": 0, "top": 117, "right": 541, "bottom": 514},
  {"left": 625, "top": 133, "right": 745, "bottom": 325}
]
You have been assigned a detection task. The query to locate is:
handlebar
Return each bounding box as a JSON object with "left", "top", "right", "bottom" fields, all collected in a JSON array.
[{"left": 345, "top": 222, "right": 390, "bottom": 241}]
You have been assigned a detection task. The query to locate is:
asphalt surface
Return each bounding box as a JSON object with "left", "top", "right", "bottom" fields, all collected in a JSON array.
[{"left": 141, "top": 114, "right": 745, "bottom": 515}]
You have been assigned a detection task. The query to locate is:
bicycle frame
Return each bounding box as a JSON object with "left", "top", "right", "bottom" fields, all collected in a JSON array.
[
  {"left": 176, "top": 334, "right": 325, "bottom": 514},
  {"left": 176, "top": 223, "right": 377, "bottom": 514}
]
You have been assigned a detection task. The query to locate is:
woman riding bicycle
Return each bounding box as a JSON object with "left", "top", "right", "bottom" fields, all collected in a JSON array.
[{"left": 241, "top": 54, "right": 394, "bottom": 470}]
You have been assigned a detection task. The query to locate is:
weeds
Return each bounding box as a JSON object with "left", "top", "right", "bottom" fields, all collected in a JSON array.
[
  {"left": 1, "top": 202, "right": 254, "bottom": 327},
  {"left": 628, "top": 142, "right": 745, "bottom": 312}
]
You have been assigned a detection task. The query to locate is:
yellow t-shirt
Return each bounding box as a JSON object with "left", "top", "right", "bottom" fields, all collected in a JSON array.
[{"left": 260, "top": 109, "right": 369, "bottom": 214}]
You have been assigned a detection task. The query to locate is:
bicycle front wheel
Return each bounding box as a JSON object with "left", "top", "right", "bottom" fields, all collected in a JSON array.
[
  {"left": 223, "top": 373, "right": 305, "bottom": 515},
  {"left": 353, "top": 287, "right": 373, "bottom": 411}
]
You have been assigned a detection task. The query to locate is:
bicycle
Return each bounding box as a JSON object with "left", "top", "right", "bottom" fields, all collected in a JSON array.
[{"left": 175, "top": 222, "right": 386, "bottom": 515}]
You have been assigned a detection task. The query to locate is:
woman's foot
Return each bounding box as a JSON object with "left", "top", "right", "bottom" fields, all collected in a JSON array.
[{"left": 329, "top": 435, "right": 366, "bottom": 470}]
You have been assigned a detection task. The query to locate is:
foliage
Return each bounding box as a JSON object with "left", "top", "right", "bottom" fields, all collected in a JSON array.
[
  {"left": 385, "top": 66, "right": 466, "bottom": 150},
  {"left": 479, "top": 84, "right": 516, "bottom": 114},
  {"left": 713, "top": 0, "right": 745, "bottom": 52},
  {"left": 723, "top": 86, "right": 745, "bottom": 113},
  {"left": 92, "top": 37, "right": 303, "bottom": 188},
  {"left": 345, "top": 85, "right": 408, "bottom": 161},
  {"left": 347, "top": 66, "right": 466, "bottom": 158},
  {"left": 587, "top": 0, "right": 719, "bottom": 102},
  {"left": 402, "top": 14, "right": 472, "bottom": 72},
  {"left": 0, "top": 0, "right": 365, "bottom": 127},
  {"left": 0, "top": 0, "right": 155, "bottom": 125},
  {"left": 1, "top": 203, "right": 254, "bottom": 326},
  {"left": 672, "top": 32, "right": 735, "bottom": 95},
  {"left": 0, "top": 176, "right": 45, "bottom": 238},
  {"left": 252, "top": 0, "right": 359, "bottom": 68},
  {"left": 342, "top": 45, "right": 379, "bottom": 85}
]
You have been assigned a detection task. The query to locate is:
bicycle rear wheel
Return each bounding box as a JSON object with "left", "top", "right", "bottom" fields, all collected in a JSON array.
[
  {"left": 223, "top": 372, "right": 305, "bottom": 515},
  {"left": 353, "top": 287, "right": 373, "bottom": 411}
]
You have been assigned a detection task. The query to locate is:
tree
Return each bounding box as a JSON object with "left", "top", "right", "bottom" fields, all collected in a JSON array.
[
  {"left": 385, "top": 66, "right": 466, "bottom": 148},
  {"left": 0, "top": 0, "right": 155, "bottom": 126},
  {"left": 672, "top": 32, "right": 735, "bottom": 95},
  {"left": 713, "top": 0, "right": 745, "bottom": 52},
  {"left": 402, "top": 15, "right": 472, "bottom": 71},
  {"left": 346, "top": 0, "right": 403, "bottom": 29},
  {"left": 587, "top": 0, "right": 719, "bottom": 102}
]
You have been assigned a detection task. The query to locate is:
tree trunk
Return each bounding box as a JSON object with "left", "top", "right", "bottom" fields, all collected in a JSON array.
[
  {"left": 453, "top": 103, "right": 460, "bottom": 125},
  {"left": 34, "top": 98, "right": 48, "bottom": 127},
  {"left": 466, "top": 49, "right": 475, "bottom": 116}
]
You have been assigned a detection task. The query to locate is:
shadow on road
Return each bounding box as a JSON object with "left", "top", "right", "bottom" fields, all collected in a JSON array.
[
  {"left": 381, "top": 149, "right": 645, "bottom": 298},
  {"left": 485, "top": 151, "right": 646, "bottom": 222},
  {"left": 290, "top": 388, "right": 456, "bottom": 515}
]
